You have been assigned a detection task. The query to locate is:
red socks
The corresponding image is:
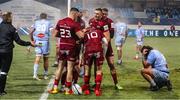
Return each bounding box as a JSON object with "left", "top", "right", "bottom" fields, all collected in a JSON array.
[
  {"left": 95, "top": 74, "right": 102, "bottom": 90},
  {"left": 54, "top": 79, "right": 59, "bottom": 86},
  {"left": 65, "top": 81, "right": 72, "bottom": 88}
]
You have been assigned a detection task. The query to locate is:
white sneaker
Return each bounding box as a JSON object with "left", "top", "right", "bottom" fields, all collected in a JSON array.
[
  {"left": 33, "top": 76, "right": 41, "bottom": 81},
  {"left": 117, "top": 60, "right": 122, "bottom": 65},
  {"left": 44, "top": 75, "right": 49, "bottom": 80}
]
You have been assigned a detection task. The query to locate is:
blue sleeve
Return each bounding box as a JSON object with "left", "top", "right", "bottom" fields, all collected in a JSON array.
[{"left": 147, "top": 52, "right": 156, "bottom": 65}]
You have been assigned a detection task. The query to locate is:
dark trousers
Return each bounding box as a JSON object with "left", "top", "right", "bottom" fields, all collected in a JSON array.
[{"left": 0, "top": 52, "right": 13, "bottom": 92}]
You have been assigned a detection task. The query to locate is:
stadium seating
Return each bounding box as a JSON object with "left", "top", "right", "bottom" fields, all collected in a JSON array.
[
  {"left": 125, "top": 18, "right": 180, "bottom": 25},
  {"left": 146, "top": 7, "right": 180, "bottom": 19}
]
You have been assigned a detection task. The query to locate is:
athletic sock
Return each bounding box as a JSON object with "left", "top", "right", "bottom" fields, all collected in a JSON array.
[
  {"left": 83, "top": 75, "right": 90, "bottom": 90},
  {"left": 54, "top": 61, "right": 58, "bottom": 65},
  {"left": 118, "top": 59, "right": 122, "bottom": 64},
  {"left": 33, "top": 64, "right": 39, "bottom": 77},
  {"left": 65, "top": 81, "right": 72, "bottom": 89},
  {"left": 95, "top": 74, "right": 102, "bottom": 90},
  {"left": 84, "top": 75, "right": 90, "bottom": 84},
  {"left": 53, "top": 79, "right": 59, "bottom": 89},
  {"left": 135, "top": 52, "right": 139, "bottom": 58}
]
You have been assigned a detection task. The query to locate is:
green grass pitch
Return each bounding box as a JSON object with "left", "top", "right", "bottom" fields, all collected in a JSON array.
[{"left": 1, "top": 36, "right": 180, "bottom": 99}]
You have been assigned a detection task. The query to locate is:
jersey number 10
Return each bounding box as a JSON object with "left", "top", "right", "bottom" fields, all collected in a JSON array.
[{"left": 87, "top": 32, "right": 98, "bottom": 39}]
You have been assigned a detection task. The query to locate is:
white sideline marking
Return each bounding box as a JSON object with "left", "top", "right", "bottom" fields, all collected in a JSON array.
[{"left": 39, "top": 76, "right": 54, "bottom": 100}]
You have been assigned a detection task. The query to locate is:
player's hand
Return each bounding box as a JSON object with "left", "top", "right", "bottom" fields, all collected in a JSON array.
[{"left": 27, "top": 46, "right": 31, "bottom": 53}]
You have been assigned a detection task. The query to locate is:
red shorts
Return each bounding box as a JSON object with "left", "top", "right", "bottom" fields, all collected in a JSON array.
[
  {"left": 106, "top": 42, "right": 114, "bottom": 57},
  {"left": 84, "top": 51, "right": 104, "bottom": 67},
  {"left": 58, "top": 45, "right": 76, "bottom": 62}
]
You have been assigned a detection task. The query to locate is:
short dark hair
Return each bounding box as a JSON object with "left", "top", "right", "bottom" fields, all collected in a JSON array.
[
  {"left": 40, "top": 13, "right": 47, "bottom": 19},
  {"left": 70, "top": 7, "right": 79, "bottom": 12},
  {"left": 138, "top": 21, "right": 143, "bottom": 25},
  {"left": 141, "top": 45, "right": 153, "bottom": 53},
  {"left": 102, "top": 8, "right": 108, "bottom": 12},
  {"left": 95, "top": 8, "right": 102, "bottom": 12}
]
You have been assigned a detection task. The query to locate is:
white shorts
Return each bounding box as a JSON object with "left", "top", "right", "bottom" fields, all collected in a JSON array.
[
  {"left": 115, "top": 37, "right": 125, "bottom": 46},
  {"left": 136, "top": 38, "right": 144, "bottom": 46},
  {"left": 35, "top": 40, "right": 50, "bottom": 57}
]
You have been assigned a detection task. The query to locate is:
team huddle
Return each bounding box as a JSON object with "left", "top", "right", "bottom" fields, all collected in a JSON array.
[
  {"left": 29, "top": 7, "right": 124, "bottom": 96},
  {"left": 27, "top": 7, "right": 173, "bottom": 96},
  {"left": 0, "top": 7, "right": 173, "bottom": 96}
]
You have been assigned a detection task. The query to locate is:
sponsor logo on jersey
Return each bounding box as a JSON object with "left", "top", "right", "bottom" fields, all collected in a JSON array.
[{"left": 37, "top": 33, "right": 45, "bottom": 38}]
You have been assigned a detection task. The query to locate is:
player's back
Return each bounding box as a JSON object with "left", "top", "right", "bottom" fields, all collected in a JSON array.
[
  {"left": 33, "top": 19, "right": 52, "bottom": 41},
  {"left": 148, "top": 50, "right": 167, "bottom": 69},
  {"left": 84, "top": 28, "right": 104, "bottom": 52},
  {"left": 57, "top": 17, "right": 80, "bottom": 47},
  {"left": 135, "top": 27, "right": 144, "bottom": 38},
  {"left": 115, "top": 22, "right": 127, "bottom": 37}
]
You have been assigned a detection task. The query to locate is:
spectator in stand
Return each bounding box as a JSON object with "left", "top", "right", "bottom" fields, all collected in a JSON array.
[{"left": 170, "top": 24, "right": 175, "bottom": 31}]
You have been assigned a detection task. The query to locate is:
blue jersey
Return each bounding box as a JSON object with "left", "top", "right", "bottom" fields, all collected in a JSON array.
[
  {"left": 32, "top": 19, "right": 53, "bottom": 41},
  {"left": 114, "top": 22, "right": 127, "bottom": 38},
  {"left": 135, "top": 27, "right": 144, "bottom": 41},
  {"left": 147, "top": 50, "right": 169, "bottom": 73}
]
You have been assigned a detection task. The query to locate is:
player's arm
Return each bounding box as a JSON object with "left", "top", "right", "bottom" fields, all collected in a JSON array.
[
  {"left": 110, "top": 29, "right": 114, "bottom": 39},
  {"left": 53, "top": 20, "right": 61, "bottom": 38},
  {"left": 13, "top": 30, "right": 32, "bottom": 46},
  {"left": 75, "top": 23, "right": 85, "bottom": 39},
  {"left": 29, "top": 28, "right": 35, "bottom": 42},
  {"left": 103, "top": 31, "right": 110, "bottom": 42},
  {"left": 110, "top": 21, "right": 114, "bottom": 39},
  {"left": 76, "top": 30, "right": 84, "bottom": 39},
  {"left": 142, "top": 60, "right": 151, "bottom": 68},
  {"left": 52, "top": 28, "right": 59, "bottom": 37},
  {"left": 102, "top": 37, "right": 108, "bottom": 56},
  {"left": 29, "top": 28, "right": 35, "bottom": 46},
  {"left": 103, "top": 24, "right": 110, "bottom": 42},
  {"left": 124, "top": 28, "right": 128, "bottom": 42}
]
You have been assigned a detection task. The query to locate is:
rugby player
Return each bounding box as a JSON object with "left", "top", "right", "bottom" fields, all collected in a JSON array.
[
  {"left": 114, "top": 17, "right": 128, "bottom": 65},
  {"left": 82, "top": 27, "right": 108, "bottom": 96},
  {"left": 29, "top": 13, "right": 53, "bottom": 80},
  {"left": 135, "top": 21, "right": 144, "bottom": 59},
  {"left": 49, "top": 7, "right": 84, "bottom": 95},
  {"left": 102, "top": 8, "right": 123, "bottom": 90},
  {"left": 141, "top": 45, "right": 172, "bottom": 91}
]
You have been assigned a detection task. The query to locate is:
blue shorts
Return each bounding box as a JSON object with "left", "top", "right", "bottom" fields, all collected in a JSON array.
[
  {"left": 34, "top": 40, "right": 50, "bottom": 57},
  {"left": 152, "top": 69, "right": 169, "bottom": 88},
  {"left": 115, "top": 37, "right": 125, "bottom": 46}
]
